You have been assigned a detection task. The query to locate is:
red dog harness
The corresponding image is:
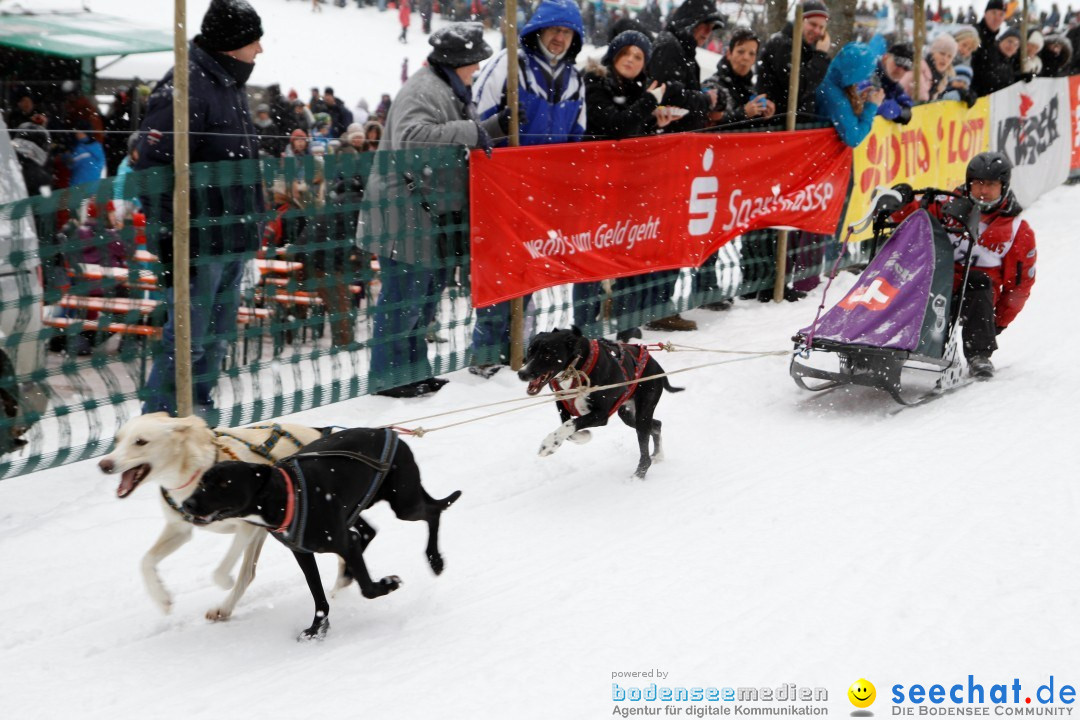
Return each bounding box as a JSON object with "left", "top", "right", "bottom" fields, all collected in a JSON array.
[{"left": 550, "top": 339, "right": 652, "bottom": 418}]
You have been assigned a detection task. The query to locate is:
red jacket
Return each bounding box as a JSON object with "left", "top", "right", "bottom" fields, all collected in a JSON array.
[
  {"left": 894, "top": 192, "right": 1036, "bottom": 329},
  {"left": 399, "top": 0, "right": 411, "bottom": 26}
]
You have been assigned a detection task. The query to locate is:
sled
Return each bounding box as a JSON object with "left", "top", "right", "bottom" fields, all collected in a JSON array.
[{"left": 790, "top": 188, "right": 979, "bottom": 406}]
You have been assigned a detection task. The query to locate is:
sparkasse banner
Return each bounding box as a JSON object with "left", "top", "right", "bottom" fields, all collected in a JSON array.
[{"left": 467, "top": 129, "right": 852, "bottom": 308}]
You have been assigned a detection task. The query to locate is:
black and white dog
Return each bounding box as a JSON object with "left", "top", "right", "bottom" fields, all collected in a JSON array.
[
  {"left": 181, "top": 428, "right": 461, "bottom": 641},
  {"left": 517, "top": 327, "right": 683, "bottom": 479}
]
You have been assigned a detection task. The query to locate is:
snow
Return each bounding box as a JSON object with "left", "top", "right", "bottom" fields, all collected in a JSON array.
[
  {"left": 2, "top": 179, "right": 1078, "bottom": 718},
  {"left": 3, "top": 2, "right": 1079, "bottom": 717}
]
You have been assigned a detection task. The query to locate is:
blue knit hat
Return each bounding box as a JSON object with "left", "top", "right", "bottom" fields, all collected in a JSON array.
[
  {"left": 953, "top": 64, "right": 974, "bottom": 88},
  {"left": 603, "top": 30, "right": 653, "bottom": 66}
]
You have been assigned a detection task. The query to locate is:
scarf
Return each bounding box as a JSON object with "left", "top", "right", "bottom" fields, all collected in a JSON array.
[{"left": 430, "top": 61, "right": 493, "bottom": 154}]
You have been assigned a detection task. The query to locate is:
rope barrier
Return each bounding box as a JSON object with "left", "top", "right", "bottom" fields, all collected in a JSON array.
[{"left": 382, "top": 345, "right": 791, "bottom": 437}]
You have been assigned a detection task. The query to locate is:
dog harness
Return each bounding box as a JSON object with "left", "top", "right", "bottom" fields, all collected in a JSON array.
[
  {"left": 214, "top": 424, "right": 308, "bottom": 462},
  {"left": 550, "top": 339, "right": 651, "bottom": 418},
  {"left": 161, "top": 423, "right": 312, "bottom": 521},
  {"left": 270, "top": 429, "right": 400, "bottom": 553}
]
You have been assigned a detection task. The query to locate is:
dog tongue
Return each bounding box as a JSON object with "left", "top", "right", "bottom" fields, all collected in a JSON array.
[
  {"left": 527, "top": 376, "right": 547, "bottom": 396},
  {"left": 117, "top": 468, "right": 140, "bottom": 498}
]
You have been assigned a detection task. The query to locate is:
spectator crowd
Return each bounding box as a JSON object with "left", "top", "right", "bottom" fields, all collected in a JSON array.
[{"left": 2, "top": 0, "right": 1072, "bottom": 400}]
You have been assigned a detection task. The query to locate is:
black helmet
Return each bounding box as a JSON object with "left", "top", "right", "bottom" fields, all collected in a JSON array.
[{"left": 965, "top": 151, "right": 1012, "bottom": 210}]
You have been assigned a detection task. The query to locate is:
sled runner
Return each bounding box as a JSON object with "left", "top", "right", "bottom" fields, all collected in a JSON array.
[{"left": 790, "top": 188, "right": 980, "bottom": 406}]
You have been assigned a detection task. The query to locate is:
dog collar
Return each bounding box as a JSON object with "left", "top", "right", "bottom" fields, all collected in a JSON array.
[
  {"left": 173, "top": 469, "right": 202, "bottom": 492},
  {"left": 274, "top": 466, "right": 297, "bottom": 535}
]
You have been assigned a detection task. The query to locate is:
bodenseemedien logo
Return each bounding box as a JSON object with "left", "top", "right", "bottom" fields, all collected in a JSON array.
[{"left": 849, "top": 679, "right": 877, "bottom": 716}]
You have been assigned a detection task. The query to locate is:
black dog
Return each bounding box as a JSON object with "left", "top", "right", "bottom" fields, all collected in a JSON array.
[
  {"left": 181, "top": 428, "right": 461, "bottom": 641},
  {"left": 517, "top": 327, "right": 683, "bottom": 478}
]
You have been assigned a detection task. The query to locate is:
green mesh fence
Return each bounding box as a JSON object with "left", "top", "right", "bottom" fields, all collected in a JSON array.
[{"left": 0, "top": 124, "right": 861, "bottom": 479}]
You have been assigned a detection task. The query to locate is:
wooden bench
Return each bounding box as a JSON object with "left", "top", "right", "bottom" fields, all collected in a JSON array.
[
  {"left": 42, "top": 315, "right": 162, "bottom": 338},
  {"left": 58, "top": 295, "right": 160, "bottom": 315},
  {"left": 69, "top": 263, "right": 158, "bottom": 292}
]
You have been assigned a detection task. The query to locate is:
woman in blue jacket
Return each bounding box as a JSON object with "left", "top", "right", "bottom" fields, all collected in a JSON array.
[{"left": 815, "top": 42, "right": 884, "bottom": 148}]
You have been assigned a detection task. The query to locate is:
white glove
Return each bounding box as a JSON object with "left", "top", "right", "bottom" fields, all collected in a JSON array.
[{"left": 647, "top": 86, "right": 664, "bottom": 104}]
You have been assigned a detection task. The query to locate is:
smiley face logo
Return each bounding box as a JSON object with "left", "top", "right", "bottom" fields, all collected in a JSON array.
[{"left": 848, "top": 679, "right": 876, "bottom": 709}]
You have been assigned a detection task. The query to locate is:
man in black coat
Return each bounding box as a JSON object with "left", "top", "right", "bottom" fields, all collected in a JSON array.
[
  {"left": 136, "top": 0, "right": 266, "bottom": 420},
  {"left": 971, "top": 0, "right": 1017, "bottom": 96},
  {"left": 757, "top": 0, "right": 831, "bottom": 122},
  {"left": 647, "top": 0, "right": 722, "bottom": 134}
]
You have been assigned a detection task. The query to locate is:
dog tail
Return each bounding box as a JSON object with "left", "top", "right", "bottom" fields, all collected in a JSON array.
[
  {"left": 436, "top": 490, "right": 462, "bottom": 510},
  {"left": 662, "top": 377, "right": 685, "bottom": 393}
]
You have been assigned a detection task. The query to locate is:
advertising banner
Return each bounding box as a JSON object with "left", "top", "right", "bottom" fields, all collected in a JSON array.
[
  {"left": 842, "top": 96, "right": 990, "bottom": 242},
  {"left": 468, "top": 128, "right": 852, "bottom": 308},
  {"left": 990, "top": 77, "right": 1071, "bottom": 208}
]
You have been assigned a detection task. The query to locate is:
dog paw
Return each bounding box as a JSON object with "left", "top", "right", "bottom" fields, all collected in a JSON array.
[
  {"left": 205, "top": 607, "right": 232, "bottom": 622},
  {"left": 428, "top": 552, "right": 445, "bottom": 576},
  {"left": 380, "top": 575, "right": 403, "bottom": 593},
  {"left": 297, "top": 616, "right": 329, "bottom": 642},
  {"left": 538, "top": 435, "right": 560, "bottom": 456},
  {"left": 153, "top": 597, "right": 173, "bottom": 615},
  {"left": 568, "top": 430, "right": 592, "bottom": 445},
  {"left": 212, "top": 570, "right": 234, "bottom": 590},
  {"left": 632, "top": 466, "right": 650, "bottom": 480}
]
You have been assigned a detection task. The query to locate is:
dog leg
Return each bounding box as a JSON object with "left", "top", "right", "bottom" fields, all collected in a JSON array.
[
  {"left": 421, "top": 490, "right": 461, "bottom": 575},
  {"left": 633, "top": 420, "right": 653, "bottom": 479},
  {"left": 292, "top": 551, "right": 330, "bottom": 641},
  {"left": 567, "top": 430, "right": 591, "bottom": 444},
  {"left": 539, "top": 419, "right": 577, "bottom": 456},
  {"left": 211, "top": 530, "right": 248, "bottom": 590},
  {"left": 207, "top": 526, "right": 267, "bottom": 621},
  {"left": 142, "top": 520, "right": 194, "bottom": 613},
  {"left": 650, "top": 419, "right": 664, "bottom": 462},
  {"left": 342, "top": 538, "right": 401, "bottom": 600},
  {"left": 331, "top": 520, "right": 377, "bottom": 597}
]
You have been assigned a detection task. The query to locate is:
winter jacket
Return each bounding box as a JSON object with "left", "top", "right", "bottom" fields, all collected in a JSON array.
[
  {"left": 646, "top": 0, "right": 721, "bottom": 132},
  {"left": 955, "top": 192, "right": 1036, "bottom": 329},
  {"left": 474, "top": 0, "right": 587, "bottom": 146},
  {"left": 898, "top": 191, "right": 1036, "bottom": 329},
  {"left": 583, "top": 62, "right": 660, "bottom": 139},
  {"left": 1038, "top": 35, "right": 1073, "bottom": 76},
  {"left": 708, "top": 58, "right": 768, "bottom": 127},
  {"left": 901, "top": 54, "right": 949, "bottom": 102},
  {"left": 65, "top": 135, "right": 105, "bottom": 187},
  {"left": 875, "top": 61, "right": 913, "bottom": 122},
  {"left": 815, "top": 43, "right": 880, "bottom": 148},
  {"left": 358, "top": 64, "right": 504, "bottom": 264},
  {"left": 758, "top": 21, "right": 831, "bottom": 122},
  {"left": 136, "top": 41, "right": 264, "bottom": 257},
  {"left": 971, "top": 21, "right": 1019, "bottom": 96}
]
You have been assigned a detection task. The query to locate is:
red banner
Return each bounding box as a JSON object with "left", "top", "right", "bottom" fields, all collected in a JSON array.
[
  {"left": 468, "top": 128, "right": 852, "bottom": 307},
  {"left": 1070, "top": 76, "right": 1080, "bottom": 170}
]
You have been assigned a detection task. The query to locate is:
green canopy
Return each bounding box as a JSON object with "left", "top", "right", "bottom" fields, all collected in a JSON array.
[{"left": 0, "top": 12, "right": 172, "bottom": 58}]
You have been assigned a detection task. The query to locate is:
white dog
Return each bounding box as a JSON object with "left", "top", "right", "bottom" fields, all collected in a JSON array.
[{"left": 98, "top": 413, "right": 325, "bottom": 621}]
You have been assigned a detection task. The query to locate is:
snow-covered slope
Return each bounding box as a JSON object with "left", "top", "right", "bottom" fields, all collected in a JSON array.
[{"left": 2, "top": 181, "right": 1077, "bottom": 719}]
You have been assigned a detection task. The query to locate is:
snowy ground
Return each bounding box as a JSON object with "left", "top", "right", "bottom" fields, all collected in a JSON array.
[{"left": 2, "top": 182, "right": 1077, "bottom": 719}]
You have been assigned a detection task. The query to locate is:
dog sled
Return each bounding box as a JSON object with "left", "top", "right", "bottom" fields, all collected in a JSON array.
[{"left": 790, "top": 187, "right": 980, "bottom": 406}]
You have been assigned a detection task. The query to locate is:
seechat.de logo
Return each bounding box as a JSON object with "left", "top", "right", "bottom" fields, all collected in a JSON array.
[{"left": 850, "top": 679, "right": 878, "bottom": 715}]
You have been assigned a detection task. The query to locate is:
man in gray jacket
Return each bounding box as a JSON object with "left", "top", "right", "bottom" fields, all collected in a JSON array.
[{"left": 359, "top": 23, "right": 513, "bottom": 398}]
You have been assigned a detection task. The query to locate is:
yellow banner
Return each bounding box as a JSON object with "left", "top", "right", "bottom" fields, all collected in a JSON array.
[{"left": 843, "top": 97, "right": 990, "bottom": 241}]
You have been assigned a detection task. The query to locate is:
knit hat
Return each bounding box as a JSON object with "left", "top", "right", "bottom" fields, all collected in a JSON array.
[
  {"left": 985, "top": 0, "right": 1005, "bottom": 11},
  {"left": 604, "top": 29, "right": 653, "bottom": 66},
  {"left": 930, "top": 33, "right": 958, "bottom": 57},
  {"left": 290, "top": 128, "right": 308, "bottom": 141},
  {"left": 953, "top": 64, "right": 974, "bottom": 88},
  {"left": 952, "top": 24, "right": 981, "bottom": 48},
  {"left": 801, "top": 0, "right": 830, "bottom": 20},
  {"left": 1028, "top": 29, "right": 1045, "bottom": 52},
  {"left": 888, "top": 42, "right": 914, "bottom": 69},
  {"left": 343, "top": 123, "right": 365, "bottom": 144},
  {"left": 197, "top": 0, "right": 264, "bottom": 52},
  {"left": 427, "top": 22, "right": 494, "bottom": 67},
  {"left": 998, "top": 26, "right": 1021, "bottom": 43}
]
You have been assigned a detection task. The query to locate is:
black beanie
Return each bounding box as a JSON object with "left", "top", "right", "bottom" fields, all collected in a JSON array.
[
  {"left": 427, "top": 22, "right": 493, "bottom": 68},
  {"left": 197, "top": 0, "right": 264, "bottom": 52}
]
